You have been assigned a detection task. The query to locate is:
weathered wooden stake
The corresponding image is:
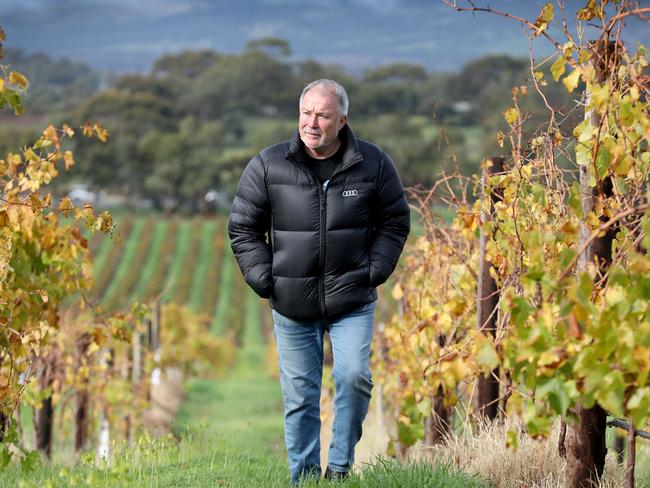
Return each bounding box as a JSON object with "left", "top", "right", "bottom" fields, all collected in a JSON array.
[
  {"left": 565, "top": 39, "right": 619, "bottom": 488},
  {"left": 626, "top": 421, "right": 636, "bottom": 488},
  {"left": 34, "top": 367, "right": 53, "bottom": 459},
  {"left": 424, "top": 388, "right": 451, "bottom": 445},
  {"left": 477, "top": 156, "right": 504, "bottom": 420},
  {"left": 74, "top": 332, "right": 91, "bottom": 453}
]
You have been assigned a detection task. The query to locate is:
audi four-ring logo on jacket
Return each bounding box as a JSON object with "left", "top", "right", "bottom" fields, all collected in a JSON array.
[{"left": 342, "top": 190, "right": 358, "bottom": 197}]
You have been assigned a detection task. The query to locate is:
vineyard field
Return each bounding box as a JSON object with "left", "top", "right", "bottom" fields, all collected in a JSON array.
[{"left": 86, "top": 213, "right": 252, "bottom": 338}]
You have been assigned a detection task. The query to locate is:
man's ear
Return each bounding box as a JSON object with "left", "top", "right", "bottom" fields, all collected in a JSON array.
[{"left": 338, "top": 115, "right": 348, "bottom": 131}]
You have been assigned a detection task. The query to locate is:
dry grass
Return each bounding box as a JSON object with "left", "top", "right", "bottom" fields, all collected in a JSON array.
[{"left": 408, "top": 417, "right": 648, "bottom": 488}]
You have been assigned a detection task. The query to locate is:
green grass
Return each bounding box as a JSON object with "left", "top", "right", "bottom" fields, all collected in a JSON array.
[
  {"left": 170, "top": 218, "right": 203, "bottom": 305},
  {"left": 187, "top": 219, "right": 218, "bottom": 312},
  {"left": 198, "top": 218, "right": 226, "bottom": 316},
  {"left": 162, "top": 219, "right": 193, "bottom": 302},
  {"left": 100, "top": 216, "right": 146, "bottom": 308},
  {"left": 211, "top": 244, "right": 235, "bottom": 335},
  {"left": 91, "top": 228, "right": 119, "bottom": 283},
  {"left": 133, "top": 218, "right": 174, "bottom": 302}
]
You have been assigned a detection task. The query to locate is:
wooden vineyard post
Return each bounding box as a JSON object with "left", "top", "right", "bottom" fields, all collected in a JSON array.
[
  {"left": 151, "top": 300, "right": 162, "bottom": 388},
  {"left": 74, "top": 332, "right": 91, "bottom": 453},
  {"left": 0, "top": 411, "right": 8, "bottom": 442},
  {"left": 477, "top": 156, "right": 504, "bottom": 420},
  {"left": 626, "top": 421, "right": 636, "bottom": 488},
  {"left": 34, "top": 355, "right": 54, "bottom": 459},
  {"left": 97, "top": 348, "right": 114, "bottom": 461},
  {"left": 565, "top": 40, "right": 619, "bottom": 488},
  {"left": 423, "top": 388, "right": 451, "bottom": 445}
]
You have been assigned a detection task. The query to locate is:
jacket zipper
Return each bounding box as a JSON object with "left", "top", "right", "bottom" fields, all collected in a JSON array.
[
  {"left": 285, "top": 151, "right": 363, "bottom": 318},
  {"left": 286, "top": 155, "right": 329, "bottom": 317},
  {"left": 318, "top": 183, "right": 327, "bottom": 318}
]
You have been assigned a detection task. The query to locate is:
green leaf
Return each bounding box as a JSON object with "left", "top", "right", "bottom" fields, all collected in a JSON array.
[
  {"left": 511, "top": 296, "right": 533, "bottom": 326},
  {"left": 537, "top": 377, "right": 570, "bottom": 415},
  {"left": 627, "top": 388, "right": 650, "bottom": 428},
  {"left": 568, "top": 182, "right": 582, "bottom": 216},
  {"left": 3, "top": 423, "right": 19, "bottom": 444},
  {"left": 619, "top": 100, "right": 634, "bottom": 126},
  {"left": 551, "top": 56, "right": 566, "bottom": 81},
  {"left": 20, "top": 450, "right": 41, "bottom": 473},
  {"left": 595, "top": 145, "right": 612, "bottom": 178},
  {"left": 596, "top": 370, "right": 626, "bottom": 418},
  {"left": 523, "top": 268, "right": 544, "bottom": 282},
  {"left": 477, "top": 340, "right": 499, "bottom": 370},
  {"left": 0, "top": 445, "right": 11, "bottom": 468},
  {"left": 560, "top": 248, "right": 577, "bottom": 269},
  {"left": 397, "top": 419, "right": 424, "bottom": 447}
]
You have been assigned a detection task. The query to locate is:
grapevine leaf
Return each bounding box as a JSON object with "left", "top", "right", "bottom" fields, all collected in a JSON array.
[
  {"left": 534, "top": 3, "right": 554, "bottom": 35},
  {"left": 504, "top": 107, "right": 519, "bottom": 125},
  {"left": 551, "top": 56, "right": 566, "bottom": 81},
  {"left": 562, "top": 69, "right": 581, "bottom": 93},
  {"left": 9, "top": 71, "right": 28, "bottom": 89},
  {"left": 511, "top": 297, "right": 533, "bottom": 326},
  {"left": 627, "top": 388, "right": 650, "bottom": 428},
  {"left": 0, "top": 446, "right": 10, "bottom": 469},
  {"left": 537, "top": 377, "right": 570, "bottom": 415},
  {"left": 20, "top": 450, "right": 40, "bottom": 472},
  {"left": 476, "top": 340, "right": 499, "bottom": 371}
]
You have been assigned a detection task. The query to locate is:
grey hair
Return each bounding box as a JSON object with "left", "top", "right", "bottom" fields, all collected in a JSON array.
[{"left": 299, "top": 79, "right": 349, "bottom": 117}]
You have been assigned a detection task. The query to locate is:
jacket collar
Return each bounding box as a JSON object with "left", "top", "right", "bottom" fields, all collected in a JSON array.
[{"left": 286, "top": 124, "right": 363, "bottom": 170}]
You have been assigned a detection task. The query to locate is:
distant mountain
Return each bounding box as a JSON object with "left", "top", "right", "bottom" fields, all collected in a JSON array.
[{"left": 1, "top": 0, "right": 648, "bottom": 74}]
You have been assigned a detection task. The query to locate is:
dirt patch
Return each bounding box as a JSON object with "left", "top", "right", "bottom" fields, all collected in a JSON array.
[{"left": 141, "top": 367, "right": 185, "bottom": 436}]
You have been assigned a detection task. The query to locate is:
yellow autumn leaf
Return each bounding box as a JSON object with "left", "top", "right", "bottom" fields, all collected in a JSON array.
[
  {"left": 562, "top": 69, "right": 581, "bottom": 93},
  {"left": 38, "top": 290, "right": 48, "bottom": 304},
  {"left": 392, "top": 283, "right": 404, "bottom": 300},
  {"left": 504, "top": 107, "right": 519, "bottom": 125},
  {"left": 94, "top": 124, "right": 109, "bottom": 142},
  {"left": 449, "top": 357, "right": 471, "bottom": 382},
  {"left": 551, "top": 56, "right": 566, "bottom": 81},
  {"left": 63, "top": 150, "right": 75, "bottom": 170},
  {"left": 9, "top": 71, "right": 28, "bottom": 89},
  {"left": 59, "top": 197, "right": 74, "bottom": 211}
]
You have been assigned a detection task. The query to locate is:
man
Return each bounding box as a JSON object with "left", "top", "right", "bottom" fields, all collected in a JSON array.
[{"left": 228, "top": 79, "right": 410, "bottom": 484}]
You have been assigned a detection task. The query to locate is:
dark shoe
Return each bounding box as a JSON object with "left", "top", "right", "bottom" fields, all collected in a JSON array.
[{"left": 324, "top": 467, "right": 349, "bottom": 481}]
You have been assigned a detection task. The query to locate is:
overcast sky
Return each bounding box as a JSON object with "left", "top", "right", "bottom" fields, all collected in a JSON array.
[{"left": 1, "top": 0, "right": 648, "bottom": 74}]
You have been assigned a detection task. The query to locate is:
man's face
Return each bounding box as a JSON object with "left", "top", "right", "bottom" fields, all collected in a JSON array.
[{"left": 299, "top": 89, "right": 348, "bottom": 153}]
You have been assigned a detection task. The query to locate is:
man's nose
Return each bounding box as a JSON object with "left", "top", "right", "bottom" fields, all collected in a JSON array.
[{"left": 307, "top": 115, "right": 318, "bottom": 126}]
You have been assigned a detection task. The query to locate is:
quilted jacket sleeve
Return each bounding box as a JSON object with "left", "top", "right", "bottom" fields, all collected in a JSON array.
[
  {"left": 228, "top": 154, "right": 273, "bottom": 298},
  {"left": 369, "top": 152, "right": 410, "bottom": 288}
]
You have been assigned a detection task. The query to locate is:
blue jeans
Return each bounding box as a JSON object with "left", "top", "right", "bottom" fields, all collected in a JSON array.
[{"left": 272, "top": 302, "right": 375, "bottom": 484}]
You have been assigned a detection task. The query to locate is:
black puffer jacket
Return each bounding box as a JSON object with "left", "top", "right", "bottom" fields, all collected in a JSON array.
[{"left": 228, "top": 124, "right": 410, "bottom": 321}]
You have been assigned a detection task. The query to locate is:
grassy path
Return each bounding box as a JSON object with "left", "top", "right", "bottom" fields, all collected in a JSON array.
[{"left": 169, "top": 287, "right": 288, "bottom": 486}]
